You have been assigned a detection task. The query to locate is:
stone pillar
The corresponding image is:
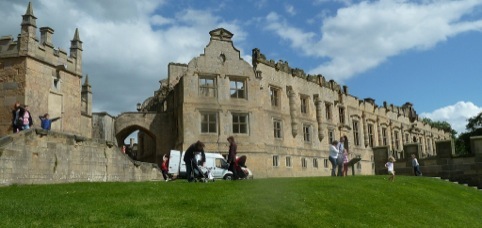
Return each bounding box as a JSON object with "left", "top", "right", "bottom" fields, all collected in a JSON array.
[
  {"left": 373, "top": 146, "right": 389, "bottom": 175},
  {"left": 403, "top": 143, "right": 420, "bottom": 160},
  {"left": 470, "top": 136, "right": 482, "bottom": 158},
  {"left": 39, "top": 27, "right": 54, "bottom": 47},
  {"left": 435, "top": 140, "right": 453, "bottom": 158},
  {"left": 315, "top": 97, "right": 324, "bottom": 141},
  {"left": 288, "top": 88, "right": 298, "bottom": 138}
]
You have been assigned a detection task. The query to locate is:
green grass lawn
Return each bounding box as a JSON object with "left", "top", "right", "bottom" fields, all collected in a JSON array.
[{"left": 0, "top": 176, "right": 480, "bottom": 227}]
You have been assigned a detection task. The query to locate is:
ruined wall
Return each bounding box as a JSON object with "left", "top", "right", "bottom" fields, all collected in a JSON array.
[
  {"left": 374, "top": 138, "right": 482, "bottom": 189},
  {"left": 0, "top": 129, "right": 163, "bottom": 186}
]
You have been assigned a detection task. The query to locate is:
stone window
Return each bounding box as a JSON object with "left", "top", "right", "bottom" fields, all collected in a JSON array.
[
  {"left": 328, "top": 129, "right": 335, "bottom": 144},
  {"left": 367, "top": 123, "right": 374, "bottom": 147},
  {"left": 300, "top": 95, "right": 309, "bottom": 114},
  {"left": 382, "top": 127, "right": 388, "bottom": 146},
  {"left": 405, "top": 133, "right": 410, "bottom": 143},
  {"left": 353, "top": 120, "right": 360, "bottom": 146},
  {"left": 394, "top": 130, "right": 400, "bottom": 150},
  {"left": 338, "top": 107, "right": 345, "bottom": 124},
  {"left": 201, "top": 113, "right": 217, "bottom": 133},
  {"left": 313, "top": 158, "right": 318, "bottom": 168},
  {"left": 273, "top": 119, "right": 282, "bottom": 139},
  {"left": 285, "top": 156, "right": 291, "bottom": 167},
  {"left": 270, "top": 86, "right": 280, "bottom": 107},
  {"left": 199, "top": 76, "right": 216, "bottom": 97},
  {"left": 230, "top": 78, "right": 246, "bottom": 99},
  {"left": 356, "top": 155, "right": 362, "bottom": 170},
  {"left": 232, "top": 113, "right": 248, "bottom": 134},
  {"left": 301, "top": 157, "right": 307, "bottom": 168},
  {"left": 324, "top": 159, "right": 329, "bottom": 168},
  {"left": 303, "top": 124, "right": 312, "bottom": 142},
  {"left": 325, "top": 103, "right": 332, "bottom": 120},
  {"left": 273, "top": 155, "right": 279, "bottom": 167}
]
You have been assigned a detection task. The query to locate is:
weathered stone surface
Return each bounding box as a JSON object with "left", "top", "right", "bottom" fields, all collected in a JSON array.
[{"left": 0, "top": 129, "right": 162, "bottom": 186}]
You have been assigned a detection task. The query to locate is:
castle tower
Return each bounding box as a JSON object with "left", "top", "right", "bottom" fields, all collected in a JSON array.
[
  {"left": 70, "top": 28, "right": 83, "bottom": 76},
  {"left": 82, "top": 75, "right": 92, "bottom": 116},
  {"left": 0, "top": 2, "right": 91, "bottom": 138},
  {"left": 18, "top": 1, "right": 38, "bottom": 54}
]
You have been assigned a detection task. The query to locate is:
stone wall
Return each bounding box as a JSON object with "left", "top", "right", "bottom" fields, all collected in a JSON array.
[
  {"left": 0, "top": 128, "right": 163, "bottom": 186},
  {"left": 374, "top": 137, "right": 482, "bottom": 189}
]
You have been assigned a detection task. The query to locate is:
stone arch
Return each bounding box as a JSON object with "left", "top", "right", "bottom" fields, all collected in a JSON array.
[{"left": 116, "top": 124, "right": 157, "bottom": 163}]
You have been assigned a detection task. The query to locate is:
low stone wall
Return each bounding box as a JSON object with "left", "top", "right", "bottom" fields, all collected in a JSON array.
[
  {"left": 375, "top": 137, "right": 482, "bottom": 189},
  {"left": 0, "top": 129, "right": 163, "bottom": 186}
]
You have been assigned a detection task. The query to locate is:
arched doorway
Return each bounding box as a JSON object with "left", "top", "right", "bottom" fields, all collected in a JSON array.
[{"left": 116, "top": 125, "right": 157, "bottom": 163}]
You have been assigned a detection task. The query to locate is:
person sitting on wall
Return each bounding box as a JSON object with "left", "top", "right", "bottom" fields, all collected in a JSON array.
[{"left": 39, "top": 113, "right": 61, "bottom": 130}]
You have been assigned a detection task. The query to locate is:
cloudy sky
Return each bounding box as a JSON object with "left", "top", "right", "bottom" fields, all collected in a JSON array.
[{"left": 1, "top": 0, "right": 481, "bottom": 135}]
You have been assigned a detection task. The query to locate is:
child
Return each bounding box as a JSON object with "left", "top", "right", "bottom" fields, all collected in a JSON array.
[
  {"left": 161, "top": 154, "right": 170, "bottom": 182},
  {"left": 385, "top": 156, "right": 396, "bottom": 181},
  {"left": 342, "top": 150, "right": 349, "bottom": 176},
  {"left": 411, "top": 154, "right": 422, "bottom": 176},
  {"left": 39, "top": 113, "right": 61, "bottom": 130}
]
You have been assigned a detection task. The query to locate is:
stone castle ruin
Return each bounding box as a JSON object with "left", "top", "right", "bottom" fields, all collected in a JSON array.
[{"left": 1, "top": 3, "right": 480, "bottom": 188}]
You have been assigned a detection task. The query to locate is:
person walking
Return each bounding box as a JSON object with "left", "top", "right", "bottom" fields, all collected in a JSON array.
[
  {"left": 329, "top": 140, "right": 339, "bottom": 177},
  {"left": 183, "top": 141, "right": 206, "bottom": 182},
  {"left": 385, "top": 156, "right": 396, "bottom": 182},
  {"left": 411, "top": 154, "right": 422, "bottom": 176},
  {"left": 227, "top": 136, "right": 238, "bottom": 180}
]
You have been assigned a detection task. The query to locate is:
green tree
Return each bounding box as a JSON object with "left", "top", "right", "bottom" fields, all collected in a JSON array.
[
  {"left": 420, "top": 117, "right": 457, "bottom": 137},
  {"left": 458, "top": 111, "right": 482, "bottom": 155}
]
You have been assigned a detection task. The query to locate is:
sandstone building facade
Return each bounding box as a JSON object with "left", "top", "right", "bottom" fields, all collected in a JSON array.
[
  {"left": 134, "top": 28, "right": 450, "bottom": 178},
  {"left": 0, "top": 2, "right": 92, "bottom": 138}
]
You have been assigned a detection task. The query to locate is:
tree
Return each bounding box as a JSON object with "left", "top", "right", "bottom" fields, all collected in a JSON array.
[
  {"left": 466, "top": 112, "right": 482, "bottom": 132},
  {"left": 420, "top": 117, "right": 457, "bottom": 137}
]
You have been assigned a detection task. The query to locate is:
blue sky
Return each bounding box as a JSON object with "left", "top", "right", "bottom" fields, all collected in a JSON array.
[{"left": 1, "top": 0, "right": 481, "bottom": 135}]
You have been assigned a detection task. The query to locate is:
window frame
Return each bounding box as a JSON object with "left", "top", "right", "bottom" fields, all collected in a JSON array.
[
  {"left": 198, "top": 75, "right": 217, "bottom": 97},
  {"left": 273, "top": 118, "right": 283, "bottom": 139},
  {"left": 200, "top": 112, "right": 217, "bottom": 134},
  {"left": 229, "top": 77, "right": 247, "bottom": 99},
  {"left": 232, "top": 113, "right": 249, "bottom": 134},
  {"left": 300, "top": 95, "right": 309, "bottom": 114},
  {"left": 270, "top": 86, "right": 281, "bottom": 107},
  {"left": 353, "top": 120, "right": 360, "bottom": 146},
  {"left": 303, "top": 124, "right": 312, "bottom": 143}
]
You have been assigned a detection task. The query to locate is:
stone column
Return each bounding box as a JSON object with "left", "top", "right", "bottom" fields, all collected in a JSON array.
[
  {"left": 315, "top": 97, "right": 324, "bottom": 142},
  {"left": 288, "top": 88, "right": 298, "bottom": 138}
]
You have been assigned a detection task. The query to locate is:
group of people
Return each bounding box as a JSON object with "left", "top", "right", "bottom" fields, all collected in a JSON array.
[
  {"left": 328, "top": 136, "right": 350, "bottom": 177},
  {"left": 11, "top": 101, "right": 61, "bottom": 133},
  {"left": 384, "top": 153, "right": 423, "bottom": 182},
  {"left": 159, "top": 136, "right": 248, "bottom": 182}
]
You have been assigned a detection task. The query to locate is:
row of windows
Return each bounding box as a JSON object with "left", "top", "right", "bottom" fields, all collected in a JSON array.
[
  {"left": 272, "top": 156, "right": 363, "bottom": 169},
  {"left": 200, "top": 76, "right": 347, "bottom": 124},
  {"left": 201, "top": 113, "right": 249, "bottom": 134}
]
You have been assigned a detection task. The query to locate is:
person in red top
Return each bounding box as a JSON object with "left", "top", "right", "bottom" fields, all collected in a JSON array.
[{"left": 161, "top": 154, "right": 170, "bottom": 181}]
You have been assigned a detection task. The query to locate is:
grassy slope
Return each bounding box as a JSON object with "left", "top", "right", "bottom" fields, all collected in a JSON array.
[{"left": 0, "top": 176, "right": 480, "bottom": 227}]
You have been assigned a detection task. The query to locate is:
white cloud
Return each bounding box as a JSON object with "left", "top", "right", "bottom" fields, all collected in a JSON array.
[
  {"left": 285, "top": 4, "right": 296, "bottom": 16},
  {"left": 264, "top": 0, "right": 482, "bottom": 81},
  {"left": 0, "top": 1, "right": 246, "bottom": 115},
  {"left": 420, "top": 101, "right": 482, "bottom": 135}
]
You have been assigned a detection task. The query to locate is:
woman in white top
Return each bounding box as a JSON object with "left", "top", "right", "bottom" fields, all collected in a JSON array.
[
  {"left": 385, "top": 156, "right": 396, "bottom": 181},
  {"left": 329, "top": 140, "right": 339, "bottom": 177}
]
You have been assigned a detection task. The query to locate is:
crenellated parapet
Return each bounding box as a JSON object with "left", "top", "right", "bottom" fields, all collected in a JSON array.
[
  {"left": 0, "top": 2, "right": 83, "bottom": 77},
  {"left": 252, "top": 48, "right": 347, "bottom": 94}
]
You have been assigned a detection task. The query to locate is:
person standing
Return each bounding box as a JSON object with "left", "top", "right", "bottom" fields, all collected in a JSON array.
[
  {"left": 411, "top": 154, "right": 422, "bottom": 176},
  {"left": 11, "top": 102, "right": 22, "bottom": 133},
  {"left": 20, "top": 105, "right": 33, "bottom": 130},
  {"left": 39, "top": 113, "right": 61, "bottom": 130},
  {"left": 336, "top": 136, "right": 346, "bottom": 176},
  {"left": 183, "top": 141, "right": 206, "bottom": 182},
  {"left": 227, "top": 136, "right": 238, "bottom": 180},
  {"left": 329, "top": 140, "right": 339, "bottom": 177},
  {"left": 342, "top": 149, "right": 349, "bottom": 176},
  {"left": 161, "top": 154, "right": 170, "bottom": 181},
  {"left": 385, "top": 156, "right": 396, "bottom": 182}
]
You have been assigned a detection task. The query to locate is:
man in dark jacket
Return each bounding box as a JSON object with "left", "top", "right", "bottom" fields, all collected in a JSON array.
[
  {"left": 227, "top": 136, "right": 238, "bottom": 180},
  {"left": 183, "top": 141, "right": 206, "bottom": 182}
]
